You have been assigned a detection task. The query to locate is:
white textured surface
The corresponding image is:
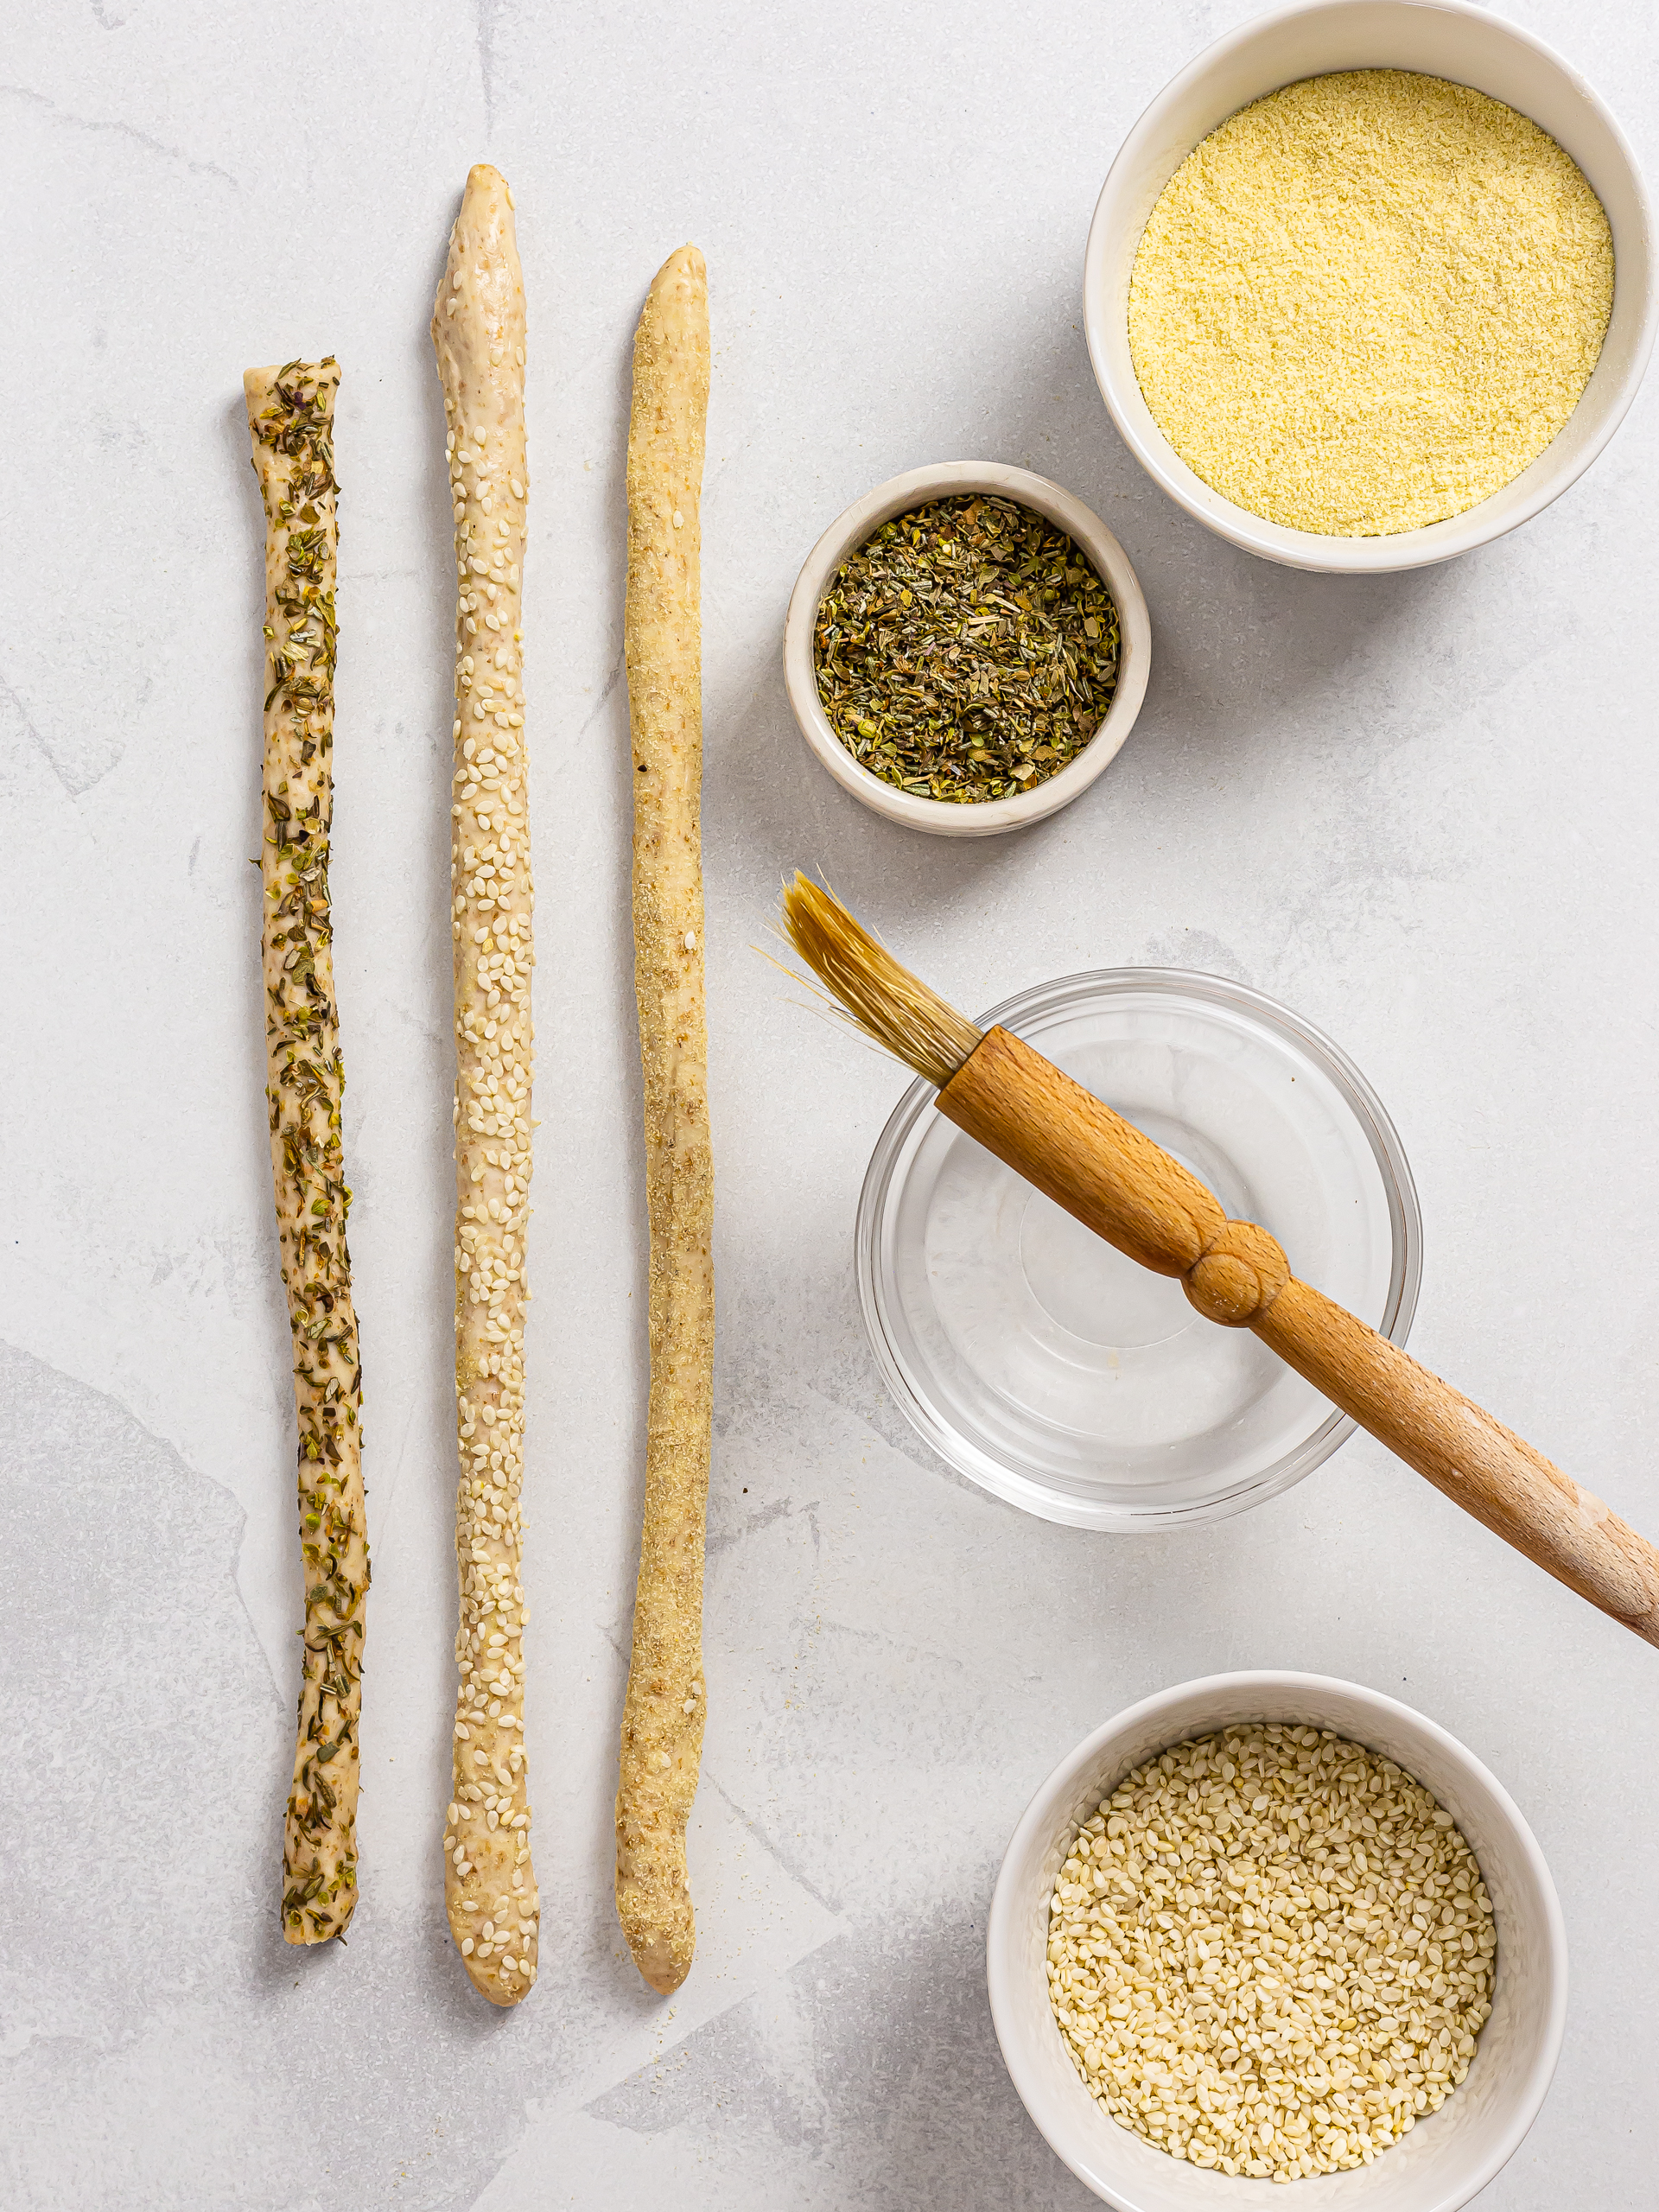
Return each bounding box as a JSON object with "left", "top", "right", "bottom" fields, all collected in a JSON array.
[{"left": 1, "top": 3, "right": 1655, "bottom": 2205}]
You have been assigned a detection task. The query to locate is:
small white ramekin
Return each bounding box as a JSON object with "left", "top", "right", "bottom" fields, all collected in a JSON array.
[
  {"left": 782, "top": 461, "right": 1151, "bottom": 837},
  {"left": 988, "top": 1673, "right": 1567, "bottom": 2211},
  {"left": 1084, "top": 0, "right": 1656, "bottom": 573}
]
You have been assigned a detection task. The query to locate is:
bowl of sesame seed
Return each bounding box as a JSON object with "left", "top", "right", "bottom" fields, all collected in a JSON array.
[{"left": 988, "top": 1673, "right": 1566, "bottom": 2208}]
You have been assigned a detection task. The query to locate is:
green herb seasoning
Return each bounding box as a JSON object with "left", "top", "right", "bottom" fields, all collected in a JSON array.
[{"left": 813, "top": 494, "right": 1121, "bottom": 804}]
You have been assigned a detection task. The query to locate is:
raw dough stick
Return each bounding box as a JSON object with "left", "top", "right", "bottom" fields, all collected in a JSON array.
[
  {"left": 244, "top": 359, "right": 370, "bottom": 1945},
  {"left": 616, "top": 245, "right": 714, "bottom": 1996},
  {"left": 430, "top": 165, "right": 540, "bottom": 2009}
]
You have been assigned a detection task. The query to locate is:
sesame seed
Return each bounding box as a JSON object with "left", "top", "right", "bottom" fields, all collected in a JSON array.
[
  {"left": 441, "top": 258, "right": 537, "bottom": 1990},
  {"left": 1046, "top": 1725, "right": 1495, "bottom": 2182}
]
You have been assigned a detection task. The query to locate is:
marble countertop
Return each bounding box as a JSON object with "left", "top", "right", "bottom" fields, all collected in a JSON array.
[{"left": 3, "top": 3, "right": 1656, "bottom": 2205}]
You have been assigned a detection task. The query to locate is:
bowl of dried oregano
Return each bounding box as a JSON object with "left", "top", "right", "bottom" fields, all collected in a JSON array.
[
  {"left": 1083, "top": 0, "right": 1655, "bottom": 572},
  {"left": 785, "top": 461, "right": 1152, "bottom": 836}
]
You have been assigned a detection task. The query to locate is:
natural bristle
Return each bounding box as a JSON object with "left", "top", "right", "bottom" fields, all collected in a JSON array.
[{"left": 779, "top": 874, "right": 982, "bottom": 1089}]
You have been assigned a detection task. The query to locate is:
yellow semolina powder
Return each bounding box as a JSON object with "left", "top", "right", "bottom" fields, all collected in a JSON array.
[{"left": 1128, "top": 71, "right": 1614, "bottom": 537}]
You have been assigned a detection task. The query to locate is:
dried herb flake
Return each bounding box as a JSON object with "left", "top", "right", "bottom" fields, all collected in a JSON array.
[{"left": 813, "top": 494, "right": 1121, "bottom": 804}]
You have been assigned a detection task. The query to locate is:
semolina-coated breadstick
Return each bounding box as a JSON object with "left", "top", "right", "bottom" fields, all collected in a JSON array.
[
  {"left": 244, "top": 358, "right": 370, "bottom": 1945},
  {"left": 430, "top": 165, "right": 541, "bottom": 2009},
  {"left": 615, "top": 245, "right": 714, "bottom": 1996}
]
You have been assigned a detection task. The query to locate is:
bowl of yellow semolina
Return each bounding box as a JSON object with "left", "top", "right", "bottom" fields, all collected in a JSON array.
[{"left": 1083, "top": 0, "right": 1656, "bottom": 571}]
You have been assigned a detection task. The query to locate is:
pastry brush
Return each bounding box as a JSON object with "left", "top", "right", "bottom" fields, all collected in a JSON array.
[{"left": 780, "top": 874, "right": 1659, "bottom": 1649}]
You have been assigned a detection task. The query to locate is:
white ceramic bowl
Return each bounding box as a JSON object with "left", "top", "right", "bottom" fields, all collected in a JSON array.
[
  {"left": 988, "top": 1673, "right": 1567, "bottom": 2211},
  {"left": 1084, "top": 0, "right": 1656, "bottom": 572},
  {"left": 783, "top": 461, "right": 1152, "bottom": 836}
]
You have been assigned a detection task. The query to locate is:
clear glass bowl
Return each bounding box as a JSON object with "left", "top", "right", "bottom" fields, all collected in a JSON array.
[{"left": 856, "top": 969, "right": 1421, "bottom": 1530}]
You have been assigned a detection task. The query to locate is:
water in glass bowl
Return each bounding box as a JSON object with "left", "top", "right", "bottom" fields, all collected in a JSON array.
[{"left": 856, "top": 969, "right": 1419, "bottom": 1529}]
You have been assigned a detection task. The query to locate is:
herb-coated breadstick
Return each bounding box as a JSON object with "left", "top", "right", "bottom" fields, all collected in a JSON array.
[
  {"left": 430, "top": 164, "right": 540, "bottom": 2009},
  {"left": 616, "top": 245, "right": 714, "bottom": 1997},
  {"left": 245, "top": 359, "right": 370, "bottom": 1946}
]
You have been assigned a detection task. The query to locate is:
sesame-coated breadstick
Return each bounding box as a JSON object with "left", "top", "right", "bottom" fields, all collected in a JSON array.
[
  {"left": 244, "top": 358, "right": 370, "bottom": 1946},
  {"left": 430, "top": 165, "right": 540, "bottom": 2009},
  {"left": 615, "top": 245, "right": 714, "bottom": 1996}
]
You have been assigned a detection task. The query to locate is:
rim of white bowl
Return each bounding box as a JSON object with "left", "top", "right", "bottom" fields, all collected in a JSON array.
[
  {"left": 1083, "top": 0, "right": 1657, "bottom": 573},
  {"left": 783, "top": 461, "right": 1153, "bottom": 836},
  {"left": 988, "top": 1672, "right": 1569, "bottom": 2210}
]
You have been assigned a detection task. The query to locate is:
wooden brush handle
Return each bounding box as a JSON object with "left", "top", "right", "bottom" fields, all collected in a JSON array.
[
  {"left": 940, "top": 1027, "right": 1659, "bottom": 1648},
  {"left": 1255, "top": 1280, "right": 1659, "bottom": 1641}
]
